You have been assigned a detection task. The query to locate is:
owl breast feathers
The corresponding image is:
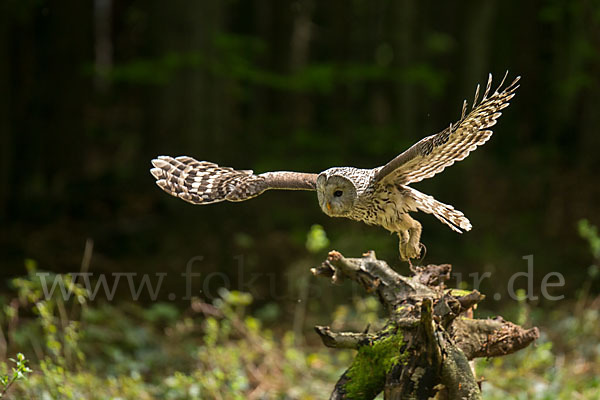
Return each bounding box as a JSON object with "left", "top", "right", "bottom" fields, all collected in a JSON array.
[{"left": 151, "top": 73, "right": 520, "bottom": 261}]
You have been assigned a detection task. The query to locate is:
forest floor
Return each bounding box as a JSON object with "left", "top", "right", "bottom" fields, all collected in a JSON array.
[{"left": 0, "top": 265, "right": 598, "bottom": 400}]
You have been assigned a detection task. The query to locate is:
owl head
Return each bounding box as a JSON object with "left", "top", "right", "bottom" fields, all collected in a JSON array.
[{"left": 316, "top": 169, "right": 357, "bottom": 217}]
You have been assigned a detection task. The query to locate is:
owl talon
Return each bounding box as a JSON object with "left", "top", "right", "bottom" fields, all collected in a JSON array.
[
  {"left": 399, "top": 243, "right": 423, "bottom": 263},
  {"left": 399, "top": 243, "right": 420, "bottom": 262},
  {"left": 405, "top": 244, "right": 421, "bottom": 260}
]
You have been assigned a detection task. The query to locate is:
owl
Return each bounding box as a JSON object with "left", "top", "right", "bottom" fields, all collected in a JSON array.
[{"left": 151, "top": 73, "right": 519, "bottom": 261}]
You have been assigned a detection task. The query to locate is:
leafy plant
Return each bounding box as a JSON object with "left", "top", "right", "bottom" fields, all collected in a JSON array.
[
  {"left": 578, "top": 219, "right": 600, "bottom": 261},
  {"left": 306, "top": 224, "right": 330, "bottom": 254},
  {"left": 0, "top": 353, "right": 32, "bottom": 398}
]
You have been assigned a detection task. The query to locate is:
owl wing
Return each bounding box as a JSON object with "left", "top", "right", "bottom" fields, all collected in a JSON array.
[
  {"left": 374, "top": 72, "right": 520, "bottom": 185},
  {"left": 150, "top": 155, "right": 317, "bottom": 204}
]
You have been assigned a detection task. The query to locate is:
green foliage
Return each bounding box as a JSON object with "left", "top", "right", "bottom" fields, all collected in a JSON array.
[
  {"left": 0, "top": 353, "right": 32, "bottom": 398},
  {"left": 105, "top": 31, "right": 447, "bottom": 97},
  {"left": 305, "top": 224, "right": 330, "bottom": 254},
  {"left": 478, "top": 284, "right": 600, "bottom": 400},
  {"left": 331, "top": 296, "right": 383, "bottom": 333},
  {"left": 576, "top": 219, "right": 600, "bottom": 302},
  {"left": 0, "top": 259, "right": 599, "bottom": 398},
  {"left": 578, "top": 219, "right": 600, "bottom": 261},
  {"left": 9, "top": 260, "right": 87, "bottom": 370},
  {"left": 477, "top": 318, "right": 600, "bottom": 400},
  {"left": 1, "top": 266, "right": 349, "bottom": 399}
]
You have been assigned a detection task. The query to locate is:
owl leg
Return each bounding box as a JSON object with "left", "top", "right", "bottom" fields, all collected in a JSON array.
[
  {"left": 398, "top": 217, "right": 423, "bottom": 261},
  {"left": 407, "top": 217, "right": 423, "bottom": 259},
  {"left": 398, "top": 231, "right": 410, "bottom": 261}
]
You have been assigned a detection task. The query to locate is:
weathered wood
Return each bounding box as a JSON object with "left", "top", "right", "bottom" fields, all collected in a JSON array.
[{"left": 312, "top": 250, "right": 539, "bottom": 400}]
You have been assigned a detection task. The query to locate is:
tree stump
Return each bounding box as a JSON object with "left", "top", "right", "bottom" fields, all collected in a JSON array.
[{"left": 311, "top": 250, "right": 540, "bottom": 400}]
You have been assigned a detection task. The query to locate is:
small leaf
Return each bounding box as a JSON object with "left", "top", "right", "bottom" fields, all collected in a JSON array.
[{"left": 306, "top": 224, "right": 330, "bottom": 253}]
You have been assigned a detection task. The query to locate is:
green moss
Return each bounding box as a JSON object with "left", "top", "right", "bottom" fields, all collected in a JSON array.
[{"left": 344, "top": 327, "right": 406, "bottom": 399}]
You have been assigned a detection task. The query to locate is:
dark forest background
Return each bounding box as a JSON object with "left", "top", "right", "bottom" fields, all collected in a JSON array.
[
  {"left": 0, "top": 0, "right": 600, "bottom": 318},
  {"left": 1, "top": 1, "right": 600, "bottom": 398},
  {"left": 2, "top": 0, "right": 598, "bottom": 303}
]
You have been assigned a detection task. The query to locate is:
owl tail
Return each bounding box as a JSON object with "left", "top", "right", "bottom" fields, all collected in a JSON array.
[{"left": 405, "top": 187, "right": 472, "bottom": 233}]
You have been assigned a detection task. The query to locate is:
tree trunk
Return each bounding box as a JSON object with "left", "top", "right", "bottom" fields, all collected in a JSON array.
[{"left": 312, "top": 251, "right": 539, "bottom": 399}]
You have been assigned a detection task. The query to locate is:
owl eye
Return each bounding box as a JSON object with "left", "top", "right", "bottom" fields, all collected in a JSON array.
[{"left": 334, "top": 190, "right": 343, "bottom": 197}]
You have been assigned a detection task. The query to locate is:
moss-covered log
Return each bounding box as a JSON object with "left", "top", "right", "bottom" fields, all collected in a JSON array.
[{"left": 312, "top": 251, "right": 539, "bottom": 399}]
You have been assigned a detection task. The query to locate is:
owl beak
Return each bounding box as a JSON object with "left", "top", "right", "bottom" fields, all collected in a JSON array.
[{"left": 326, "top": 202, "right": 332, "bottom": 211}]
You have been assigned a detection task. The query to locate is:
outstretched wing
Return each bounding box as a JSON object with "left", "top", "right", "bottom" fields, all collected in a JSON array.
[
  {"left": 374, "top": 72, "right": 520, "bottom": 185},
  {"left": 150, "top": 155, "right": 317, "bottom": 204}
]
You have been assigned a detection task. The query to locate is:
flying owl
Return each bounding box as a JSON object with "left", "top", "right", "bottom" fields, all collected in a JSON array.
[{"left": 151, "top": 73, "right": 519, "bottom": 261}]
